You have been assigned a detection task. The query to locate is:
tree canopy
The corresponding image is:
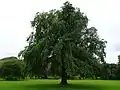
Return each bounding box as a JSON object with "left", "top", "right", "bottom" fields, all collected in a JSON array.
[
  {"left": 19, "top": 1, "right": 107, "bottom": 85},
  {"left": 0, "top": 60, "right": 25, "bottom": 80}
]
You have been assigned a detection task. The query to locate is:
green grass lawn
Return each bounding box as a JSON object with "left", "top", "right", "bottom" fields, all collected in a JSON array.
[{"left": 0, "top": 80, "right": 120, "bottom": 90}]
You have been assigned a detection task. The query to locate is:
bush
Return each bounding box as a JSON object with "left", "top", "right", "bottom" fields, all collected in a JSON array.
[
  {"left": 0, "top": 60, "right": 25, "bottom": 81},
  {"left": 68, "top": 76, "right": 80, "bottom": 80}
]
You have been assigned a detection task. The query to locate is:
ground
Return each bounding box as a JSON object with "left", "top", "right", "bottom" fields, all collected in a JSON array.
[{"left": 0, "top": 80, "right": 120, "bottom": 90}]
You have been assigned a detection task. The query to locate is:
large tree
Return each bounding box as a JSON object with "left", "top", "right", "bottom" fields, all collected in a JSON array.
[{"left": 19, "top": 1, "right": 106, "bottom": 85}]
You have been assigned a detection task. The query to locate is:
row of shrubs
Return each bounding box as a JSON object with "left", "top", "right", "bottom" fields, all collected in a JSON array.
[
  {"left": 0, "top": 59, "right": 94, "bottom": 81},
  {"left": 0, "top": 57, "right": 118, "bottom": 81}
]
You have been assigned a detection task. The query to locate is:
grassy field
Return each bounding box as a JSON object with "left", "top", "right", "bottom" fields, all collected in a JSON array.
[{"left": 0, "top": 80, "right": 120, "bottom": 90}]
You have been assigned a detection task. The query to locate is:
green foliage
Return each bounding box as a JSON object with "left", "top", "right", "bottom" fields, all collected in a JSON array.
[
  {"left": 0, "top": 60, "right": 25, "bottom": 81},
  {"left": 100, "top": 63, "right": 117, "bottom": 80},
  {"left": 68, "top": 76, "right": 80, "bottom": 80},
  {"left": 20, "top": 1, "right": 106, "bottom": 84},
  {"left": 115, "top": 55, "right": 120, "bottom": 79}
]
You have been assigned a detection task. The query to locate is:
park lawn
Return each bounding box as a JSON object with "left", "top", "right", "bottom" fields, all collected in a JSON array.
[{"left": 0, "top": 80, "right": 120, "bottom": 90}]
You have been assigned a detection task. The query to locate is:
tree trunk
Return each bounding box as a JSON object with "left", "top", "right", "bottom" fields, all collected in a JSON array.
[
  {"left": 60, "top": 59, "right": 67, "bottom": 85},
  {"left": 44, "top": 74, "right": 48, "bottom": 79},
  {"left": 61, "top": 73, "right": 67, "bottom": 85}
]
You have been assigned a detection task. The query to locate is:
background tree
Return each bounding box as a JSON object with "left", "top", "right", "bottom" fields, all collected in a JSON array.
[
  {"left": 108, "top": 64, "right": 117, "bottom": 80},
  {"left": 115, "top": 55, "right": 120, "bottom": 79},
  {"left": 100, "top": 63, "right": 117, "bottom": 80},
  {"left": 0, "top": 60, "right": 25, "bottom": 80},
  {"left": 20, "top": 1, "right": 107, "bottom": 85},
  {"left": 100, "top": 63, "right": 110, "bottom": 80}
]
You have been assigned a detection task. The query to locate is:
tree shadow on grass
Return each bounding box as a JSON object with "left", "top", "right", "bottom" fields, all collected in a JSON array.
[{"left": 24, "top": 83, "right": 102, "bottom": 90}]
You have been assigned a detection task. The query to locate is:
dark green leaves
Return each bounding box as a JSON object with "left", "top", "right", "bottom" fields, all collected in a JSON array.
[{"left": 19, "top": 1, "right": 107, "bottom": 79}]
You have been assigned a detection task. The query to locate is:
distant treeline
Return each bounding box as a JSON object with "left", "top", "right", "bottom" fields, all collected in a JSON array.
[{"left": 0, "top": 56, "right": 120, "bottom": 81}]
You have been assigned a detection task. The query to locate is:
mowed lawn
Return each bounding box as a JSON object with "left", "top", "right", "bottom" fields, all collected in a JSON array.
[{"left": 0, "top": 80, "right": 120, "bottom": 90}]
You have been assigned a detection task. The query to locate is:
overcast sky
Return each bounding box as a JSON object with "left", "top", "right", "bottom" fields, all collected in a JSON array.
[{"left": 0, "top": 0, "right": 120, "bottom": 63}]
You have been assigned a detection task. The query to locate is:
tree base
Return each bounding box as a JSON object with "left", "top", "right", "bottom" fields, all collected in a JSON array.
[{"left": 60, "top": 79, "right": 68, "bottom": 86}]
